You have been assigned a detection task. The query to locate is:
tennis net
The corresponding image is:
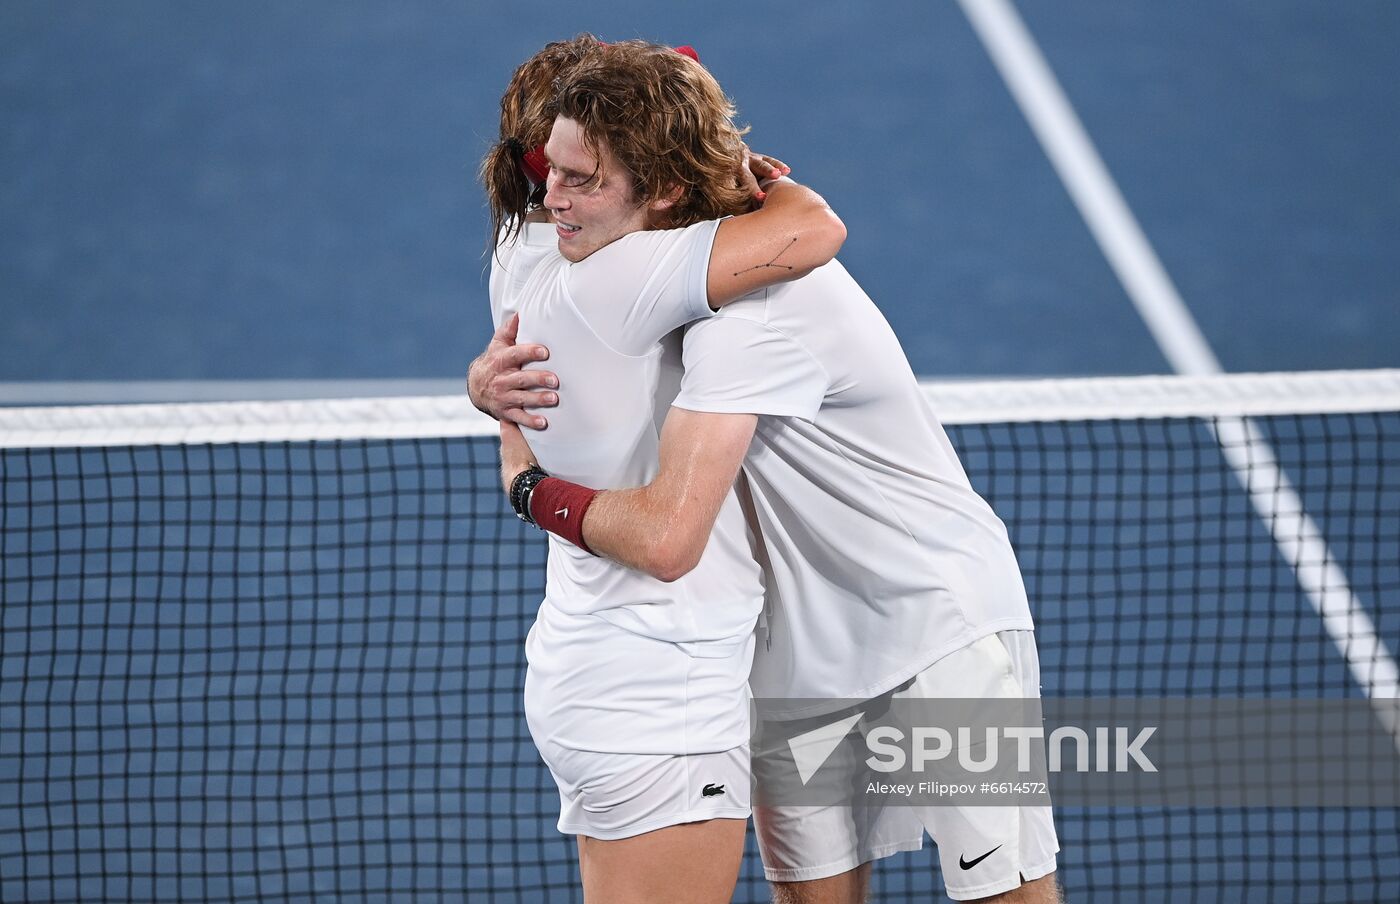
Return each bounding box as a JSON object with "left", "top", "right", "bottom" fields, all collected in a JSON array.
[{"left": 3, "top": 370, "right": 1398, "bottom": 902}]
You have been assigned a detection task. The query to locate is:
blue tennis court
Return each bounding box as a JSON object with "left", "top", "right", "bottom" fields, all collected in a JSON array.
[{"left": 3, "top": 1, "right": 1397, "bottom": 382}]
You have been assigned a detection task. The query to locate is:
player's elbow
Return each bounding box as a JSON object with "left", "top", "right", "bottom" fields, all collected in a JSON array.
[
  {"left": 794, "top": 207, "right": 847, "bottom": 273},
  {"left": 815, "top": 207, "right": 847, "bottom": 259},
  {"left": 643, "top": 534, "right": 704, "bottom": 583}
]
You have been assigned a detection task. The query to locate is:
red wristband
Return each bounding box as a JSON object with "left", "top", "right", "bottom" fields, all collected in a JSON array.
[{"left": 529, "top": 477, "right": 598, "bottom": 554}]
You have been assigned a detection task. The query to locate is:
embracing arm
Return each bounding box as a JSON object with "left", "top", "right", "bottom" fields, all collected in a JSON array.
[
  {"left": 582, "top": 409, "right": 757, "bottom": 581},
  {"left": 467, "top": 313, "right": 558, "bottom": 429},
  {"left": 470, "top": 156, "right": 839, "bottom": 426},
  {"left": 469, "top": 211, "right": 559, "bottom": 427},
  {"left": 500, "top": 408, "right": 757, "bottom": 582},
  {"left": 706, "top": 178, "right": 846, "bottom": 308}
]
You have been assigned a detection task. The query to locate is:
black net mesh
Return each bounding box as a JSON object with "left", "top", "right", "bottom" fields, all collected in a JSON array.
[{"left": 2, "top": 410, "right": 1398, "bottom": 902}]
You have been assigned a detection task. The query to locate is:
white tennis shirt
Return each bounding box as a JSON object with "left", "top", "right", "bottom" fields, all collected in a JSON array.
[
  {"left": 673, "top": 259, "right": 1036, "bottom": 718},
  {"left": 489, "top": 220, "right": 763, "bottom": 755}
]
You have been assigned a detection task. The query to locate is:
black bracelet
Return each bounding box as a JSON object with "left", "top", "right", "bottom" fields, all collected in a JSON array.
[{"left": 509, "top": 465, "right": 550, "bottom": 526}]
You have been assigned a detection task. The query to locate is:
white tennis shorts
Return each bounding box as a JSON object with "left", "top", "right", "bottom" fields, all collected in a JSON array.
[
  {"left": 542, "top": 743, "right": 751, "bottom": 840},
  {"left": 754, "top": 630, "right": 1059, "bottom": 900}
]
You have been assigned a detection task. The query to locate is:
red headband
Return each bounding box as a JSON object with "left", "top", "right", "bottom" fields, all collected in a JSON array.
[
  {"left": 517, "top": 43, "right": 701, "bottom": 186},
  {"left": 521, "top": 146, "right": 550, "bottom": 186}
]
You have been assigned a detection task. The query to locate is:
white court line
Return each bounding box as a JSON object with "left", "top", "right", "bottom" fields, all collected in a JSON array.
[
  {"left": 958, "top": 0, "right": 1400, "bottom": 743},
  {"left": 957, "top": 0, "right": 1218, "bottom": 377},
  {"left": 1215, "top": 415, "right": 1400, "bottom": 740}
]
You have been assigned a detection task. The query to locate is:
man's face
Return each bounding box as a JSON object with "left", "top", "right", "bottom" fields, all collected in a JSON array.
[{"left": 542, "top": 116, "right": 653, "bottom": 262}]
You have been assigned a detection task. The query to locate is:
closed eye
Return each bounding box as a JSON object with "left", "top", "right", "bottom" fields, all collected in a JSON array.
[{"left": 545, "top": 158, "right": 599, "bottom": 189}]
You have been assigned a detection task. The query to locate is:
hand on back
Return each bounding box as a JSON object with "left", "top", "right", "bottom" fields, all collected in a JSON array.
[{"left": 467, "top": 313, "right": 559, "bottom": 430}]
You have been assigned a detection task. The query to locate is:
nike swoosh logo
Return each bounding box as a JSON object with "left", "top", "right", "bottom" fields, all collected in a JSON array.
[
  {"left": 959, "top": 845, "right": 1002, "bottom": 870},
  {"left": 556, "top": 507, "right": 569, "bottom": 519}
]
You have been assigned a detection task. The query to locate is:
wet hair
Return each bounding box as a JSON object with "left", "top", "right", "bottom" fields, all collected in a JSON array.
[
  {"left": 480, "top": 34, "right": 603, "bottom": 249},
  {"left": 550, "top": 39, "right": 751, "bottom": 230}
]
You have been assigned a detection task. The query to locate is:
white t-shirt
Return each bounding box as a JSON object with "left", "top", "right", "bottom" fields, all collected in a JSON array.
[
  {"left": 489, "top": 220, "right": 763, "bottom": 755},
  {"left": 673, "top": 259, "right": 1035, "bottom": 718}
]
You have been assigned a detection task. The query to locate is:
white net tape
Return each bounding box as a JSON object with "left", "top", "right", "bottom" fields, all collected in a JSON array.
[{"left": 2, "top": 369, "right": 1399, "bottom": 448}]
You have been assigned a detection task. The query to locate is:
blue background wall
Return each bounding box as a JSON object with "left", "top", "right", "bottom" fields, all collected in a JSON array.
[{"left": 3, "top": 1, "right": 1397, "bottom": 384}]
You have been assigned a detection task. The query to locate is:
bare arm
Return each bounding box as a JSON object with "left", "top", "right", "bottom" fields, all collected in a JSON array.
[
  {"left": 582, "top": 409, "right": 757, "bottom": 580},
  {"left": 706, "top": 178, "right": 846, "bottom": 309},
  {"left": 473, "top": 164, "right": 838, "bottom": 426},
  {"left": 499, "top": 408, "right": 757, "bottom": 582}
]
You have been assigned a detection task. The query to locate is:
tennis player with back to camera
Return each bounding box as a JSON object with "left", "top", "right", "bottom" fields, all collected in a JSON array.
[
  {"left": 475, "top": 36, "right": 845, "bottom": 904},
  {"left": 475, "top": 40, "right": 1063, "bottom": 904}
]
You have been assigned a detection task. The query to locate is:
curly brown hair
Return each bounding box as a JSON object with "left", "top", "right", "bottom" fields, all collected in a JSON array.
[
  {"left": 480, "top": 34, "right": 604, "bottom": 249},
  {"left": 551, "top": 40, "right": 752, "bottom": 230}
]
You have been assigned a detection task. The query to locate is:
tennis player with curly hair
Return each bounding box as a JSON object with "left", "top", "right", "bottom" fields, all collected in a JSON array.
[
  {"left": 480, "top": 39, "right": 1062, "bottom": 904},
  {"left": 473, "top": 37, "right": 844, "bottom": 904}
]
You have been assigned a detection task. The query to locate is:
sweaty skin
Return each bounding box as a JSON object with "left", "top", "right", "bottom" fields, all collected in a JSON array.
[
  {"left": 470, "top": 120, "right": 838, "bottom": 430},
  {"left": 499, "top": 409, "right": 755, "bottom": 582}
]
